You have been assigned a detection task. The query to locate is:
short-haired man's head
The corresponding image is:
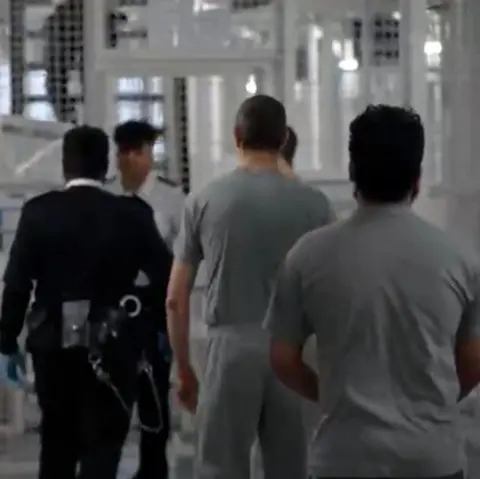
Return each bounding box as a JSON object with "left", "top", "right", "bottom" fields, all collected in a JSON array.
[
  {"left": 62, "top": 125, "right": 109, "bottom": 181},
  {"left": 349, "top": 105, "right": 424, "bottom": 203},
  {"left": 113, "top": 120, "right": 162, "bottom": 192},
  {"left": 234, "top": 95, "right": 287, "bottom": 153},
  {"left": 280, "top": 126, "right": 298, "bottom": 166}
]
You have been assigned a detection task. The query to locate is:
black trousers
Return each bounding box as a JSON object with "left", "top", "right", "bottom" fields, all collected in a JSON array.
[
  {"left": 32, "top": 348, "right": 137, "bottom": 479},
  {"left": 134, "top": 350, "right": 171, "bottom": 479}
]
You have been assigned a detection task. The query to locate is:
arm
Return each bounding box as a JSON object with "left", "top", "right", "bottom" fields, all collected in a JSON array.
[
  {"left": 153, "top": 188, "right": 185, "bottom": 253},
  {"left": 164, "top": 188, "right": 186, "bottom": 252},
  {"left": 137, "top": 204, "right": 173, "bottom": 300},
  {"left": 263, "top": 251, "right": 318, "bottom": 402},
  {"left": 166, "top": 195, "right": 203, "bottom": 373},
  {"left": 0, "top": 205, "right": 36, "bottom": 355},
  {"left": 456, "top": 272, "right": 480, "bottom": 400}
]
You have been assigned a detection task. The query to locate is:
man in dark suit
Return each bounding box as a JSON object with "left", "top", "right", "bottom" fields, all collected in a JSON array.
[
  {"left": 0, "top": 125, "right": 172, "bottom": 479},
  {"left": 113, "top": 120, "right": 176, "bottom": 479}
]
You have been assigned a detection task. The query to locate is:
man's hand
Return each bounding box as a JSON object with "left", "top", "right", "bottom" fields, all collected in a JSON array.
[
  {"left": 176, "top": 365, "right": 198, "bottom": 413},
  {"left": 456, "top": 336, "right": 480, "bottom": 400},
  {"left": 270, "top": 339, "right": 319, "bottom": 402},
  {"left": 0, "top": 352, "right": 26, "bottom": 387}
]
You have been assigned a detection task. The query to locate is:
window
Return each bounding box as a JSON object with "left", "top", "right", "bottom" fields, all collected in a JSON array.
[
  {"left": 24, "top": 69, "right": 47, "bottom": 96},
  {"left": 150, "top": 101, "right": 164, "bottom": 125},
  {"left": 116, "top": 101, "right": 142, "bottom": 122},
  {"left": 24, "top": 101, "right": 56, "bottom": 121},
  {"left": 117, "top": 77, "right": 144, "bottom": 94}
]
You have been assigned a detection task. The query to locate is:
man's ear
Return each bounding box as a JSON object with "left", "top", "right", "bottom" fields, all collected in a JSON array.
[
  {"left": 410, "top": 175, "right": 421, "bottom": 203},
  {"left": 281, "top": 128, "right": 289, "bottom": 150},
  {"left": 233, "top": 126, "right": 242, "bottom": 149},
  {"left": 348, "top": 161, "right": 355, "bottom": 182}
]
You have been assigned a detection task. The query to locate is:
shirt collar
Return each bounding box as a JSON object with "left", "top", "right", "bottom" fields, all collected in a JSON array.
[{"left": 65, "top": 178, "right": 103, "bottom": 189}]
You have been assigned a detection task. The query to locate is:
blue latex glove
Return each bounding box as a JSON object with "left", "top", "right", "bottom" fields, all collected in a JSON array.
[
  {"left": 158, "top": 332, "right": 172, "bottom": 364},
  {"left": 0, "top": 352, "right": 26, "bottom": 387}
]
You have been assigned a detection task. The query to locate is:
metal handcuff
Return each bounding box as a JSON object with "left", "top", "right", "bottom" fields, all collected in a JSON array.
[{"left": 89, "top": 293, "right": 164, "bottom": 434}]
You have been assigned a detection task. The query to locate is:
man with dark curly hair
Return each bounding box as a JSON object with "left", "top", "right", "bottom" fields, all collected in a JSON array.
[{"left": 266, "top": 105, "right": 475, "bottom": 479}]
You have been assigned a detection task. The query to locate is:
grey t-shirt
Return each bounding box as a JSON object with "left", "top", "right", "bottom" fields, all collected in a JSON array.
[
  {"left": 265, "top": 204, "right": 480, "bottom": 477},
  {"left": 174, "top": 167, "right": 334, "bottom": 329}
]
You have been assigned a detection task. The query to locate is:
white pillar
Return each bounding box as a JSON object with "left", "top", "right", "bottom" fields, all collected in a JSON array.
[
  {"left": 319, "top": 23, "right": 341, "bottom": 178},
  {"left": 162, "top": 78, "right": 181, "bottom": 181},
  {"left": 222, "top": 73, "right": 244, "bottom": 160},
  {"left": 443, "top": 0, "right": 480, "bottom": 248},
  {"left": 359, "top": 0, "right": 372, "bottom": 107},
  {"left": 399, "top": 0, "right": 428, "bottom": 117},
  {"left": 187, "top": 77, "right": 215, "bottom": 192},
  {"left": 400, "top": 0, "right": 430, "bottom": 184},
  {"left": 273, "top": 0, "right": 296, "bottom": 114},
  {"left": 83, "top": 0, "right": 108, "bottom": 127},
  {"left": 307, "top": 24, "right": 321, "bottom": 171}
]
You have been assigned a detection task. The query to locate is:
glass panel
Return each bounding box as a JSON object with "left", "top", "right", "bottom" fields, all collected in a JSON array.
[
  {"left": 151, "top": 77, "right": 163, "bottom": 94},
  {"left": 24, "top": 101, "right": 56, "bottom": 121},
  {"left": 153, "top": 140, "right": 167, "bottom": 174},
  {"left": 150, "top": 102, "right": 164, "bottom": 125},
  {"left": 25, "top": 69, "right": 47, "bottom": 96},
  {"left": 154, "top": 141, "right": 165, "bottom": 156},
  {"left": 0, "top": 63, "right": 11, "bottom": 114},
  {"left": 24, "top": 38, "right": 41, "bottom": 65},
  {"left": 116, "top": 101, "right": 142, "bottom": 122},
  {"left": 116, "top": 77, "right": 145, "bottom": 94}
]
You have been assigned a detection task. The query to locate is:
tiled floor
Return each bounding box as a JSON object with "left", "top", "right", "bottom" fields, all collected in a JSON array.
[
  {"left": 0, "top": 298, "right": 208, "bottom": 479},
  {"left": 0, "top": 430, "right": 195, "bottom": 479},
  {"left": 0, "top": 376, "right": 196, "bottom": 479}
]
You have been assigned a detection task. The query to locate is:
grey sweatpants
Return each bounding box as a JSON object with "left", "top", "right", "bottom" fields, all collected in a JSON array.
[{"left": 194, "top": 326, "right": 307, "bottom": 479}]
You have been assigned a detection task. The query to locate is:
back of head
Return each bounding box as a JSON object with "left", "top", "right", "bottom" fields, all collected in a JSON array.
[
  {"left": 280, "top": 126, "right": 298, "bottom": 166},
  {"left": 234, "top": 94, "right": 287, "bottom": 152},
  {"left": 113, "top": 120, "right": 161, "bottom": 153},
  {"left": 349, "top": 105, "right": 425, "bottom": 203},
  {"left": 62, "top": 125, "right": 109, "bottom": 181}
]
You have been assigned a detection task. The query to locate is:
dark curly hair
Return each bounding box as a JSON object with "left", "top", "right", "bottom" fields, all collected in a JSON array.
[{"left": 349, "top": 105, "right": 425, "bottom": 203}]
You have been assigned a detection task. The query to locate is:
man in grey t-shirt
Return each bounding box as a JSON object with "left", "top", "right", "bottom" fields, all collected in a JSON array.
[
  {"left": 166, "top": 95, "right": 334, "bottom": 479},
  {"left": 265, "top": 105, "right": 480, "bottom": 479}
]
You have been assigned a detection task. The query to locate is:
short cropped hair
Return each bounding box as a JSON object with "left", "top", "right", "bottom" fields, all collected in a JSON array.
[
  {"left": 280, "top": 126, "right": 298, "bottom": 166},
  {"left": 349, "top": 105, "right": 424, "bottom": 203},
  {"left": 234, "top": 95, "right": 287, "bottom": 152},
  {"left": 113, "top": 120, "right": 163, "bottom": 152},
  {"left": 62, "top": 125, "right": 109, "bottom": 180}
]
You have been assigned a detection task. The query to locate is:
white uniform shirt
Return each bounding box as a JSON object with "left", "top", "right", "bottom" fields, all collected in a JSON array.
[{"left": 109, "top": 173, "right": 185, "bottom": 251}]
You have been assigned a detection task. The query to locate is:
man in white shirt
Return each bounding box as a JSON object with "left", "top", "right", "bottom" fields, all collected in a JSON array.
[
  {"left": 112, "top": 121, "right": 184, "bottom": 251},
  {"left": 113, "top": 120, "right": 183, "bottom": 479}
]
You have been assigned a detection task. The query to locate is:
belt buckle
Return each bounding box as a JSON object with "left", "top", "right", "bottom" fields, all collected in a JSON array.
[{"left": 61, "top": 300, "right": 91, "bottom": 349}]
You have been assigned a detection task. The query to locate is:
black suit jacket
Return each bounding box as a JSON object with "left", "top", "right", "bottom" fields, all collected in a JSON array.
[
  {"left": 121, "top": 195, "right": 173, "bottom": 338},
  {"left": 0, "top": 185, "right": 172, "bottom": 355}
]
